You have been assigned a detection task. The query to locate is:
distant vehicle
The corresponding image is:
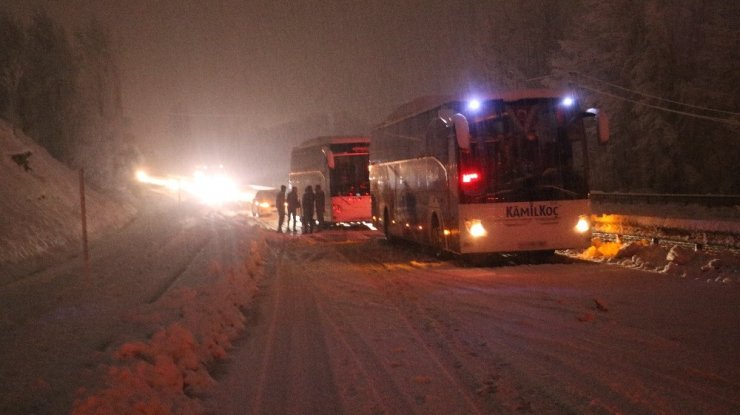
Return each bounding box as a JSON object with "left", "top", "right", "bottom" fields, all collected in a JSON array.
[
  {"left": 289, "top": 136, "right": 371, "bottom": 224},
  {"left": 369, "top": 89, "right": 609, "bottom": 256},
  {"left": 251, "top": 189, "right": 278, "bottom": 217}
]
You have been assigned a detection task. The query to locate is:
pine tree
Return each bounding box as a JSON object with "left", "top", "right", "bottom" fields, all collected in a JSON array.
[
  {"left": 73, "top": 17, "right": 134, "bottom": 189},
  {"left": 0, "top": 12, "right": 24, "bottom": 128},
  {"left": 478, "top": 0, "right": 579, "bottom": 89},
  {"left": 18, "top": 11, "right": 78, "bottom": 162},
  {"left": 552, "top": 0, "right": 739, "bottom": 193}
]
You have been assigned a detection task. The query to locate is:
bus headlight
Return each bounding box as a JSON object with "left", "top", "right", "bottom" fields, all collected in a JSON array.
[
  {"left": 574, "top": 216, "right": 591, "bottom": 234},
  {"left": 465, "top": 219, "right": 487, "bottom": 238}
]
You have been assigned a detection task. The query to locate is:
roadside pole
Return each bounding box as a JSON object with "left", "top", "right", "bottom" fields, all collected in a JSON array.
[{"left": 79, "top": 168, "right": 90, "bottom": 280}]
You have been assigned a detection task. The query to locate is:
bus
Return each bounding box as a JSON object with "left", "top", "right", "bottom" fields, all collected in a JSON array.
[
  {"left": 369, "top": 89, "right": 609, "bottom": 255},
  {"left": 289, "top": 136, "right": 372, "bottom": 224}
]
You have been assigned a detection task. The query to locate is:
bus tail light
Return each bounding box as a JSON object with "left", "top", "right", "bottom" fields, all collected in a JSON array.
[
  {"left": 461, "top": 172, "right": 480, "bottom": 184},
  {"left": 465, "top": 219, "right": 487, "bottom": 238}
]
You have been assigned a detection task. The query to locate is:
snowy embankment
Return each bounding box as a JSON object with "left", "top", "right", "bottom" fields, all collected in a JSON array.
[
  {"left": 0, "top": 120, "right": 135, "bottom": 266},
  {"left": 70, "top": 234, "right": 273, "bottom": 415},
  {"left": 0, "top": 118, "right": 277, "bottom": 414},
  {"left": 579, "top": 199, "right": 740, "bottom": 284},
  {"left": 564, "top": 237, "right": 740, "bottom": 285}
]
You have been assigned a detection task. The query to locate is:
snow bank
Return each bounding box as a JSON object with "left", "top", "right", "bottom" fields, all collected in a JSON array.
[
  {"left": 566, "top": 237, "right": 740, "bottom": 284},
  {"left": 0, "top": 120, "right": 135, "bottom": 265},
  {"left": 70, "top": 232, "right": 274, "bottom": 415}
]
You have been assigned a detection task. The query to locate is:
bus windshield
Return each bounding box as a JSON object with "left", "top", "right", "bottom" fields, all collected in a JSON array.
[
  {"left": 460, "top": 98, "right": 587, "bottom": 203},
  {"left": 329, "top": 154, "right": 369, "bottom": 196},
  {"left": 327, "top": 142, "right": 370, "bottom": 197}
]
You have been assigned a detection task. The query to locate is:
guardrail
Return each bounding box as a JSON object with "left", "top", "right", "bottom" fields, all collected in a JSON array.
[
  {"left": 589, "top": 192, "right": 740, "bottom": 250},
  {"left": 590, "top": 191, "right": 740, "bottom": 208}
]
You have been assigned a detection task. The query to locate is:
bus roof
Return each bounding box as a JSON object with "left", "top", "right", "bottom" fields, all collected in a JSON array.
[
  {"left": 294, "top": 135, "right": 369, "bottom": 149},
  {"left": 379, "top": 88, "right": 570, "bottom": 127}
]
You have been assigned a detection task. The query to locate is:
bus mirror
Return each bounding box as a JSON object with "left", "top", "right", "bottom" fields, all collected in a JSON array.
[
  {"left": 438, "top": 108, "right": 454, "bottom": 121},
  {"left": 584, "top": 108, "right": 609, "bottom": 144},
  {"left": 451, "top": 113, "right": 470, "bottom": 151},
  {"left": 597, "top": 111, "right": 610, "bottom": 144},
  {"left": 322, "top": 147, "right": 335, "bottom": 169}
]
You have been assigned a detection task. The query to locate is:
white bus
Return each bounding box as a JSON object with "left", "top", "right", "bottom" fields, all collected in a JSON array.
[
  {"left": 289, "top": 136, "right": 372, "bottom": 224},
  {"left": 370, "top": 89, "right": 609, "bottom": 255}
]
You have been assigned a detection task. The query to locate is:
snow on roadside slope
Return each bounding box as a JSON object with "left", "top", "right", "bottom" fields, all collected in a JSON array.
[
  {"left": 0, "top": 120, "right": 135, "bottom": 265},
  {"left": 70, "top": 231, "right": 275, "bottom": 415},
  {"left": 564, "top": 237, "right": 740, "bottom": 284}
]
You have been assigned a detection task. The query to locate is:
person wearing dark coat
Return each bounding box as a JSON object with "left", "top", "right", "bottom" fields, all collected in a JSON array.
[
  {"left": 301, "top": 185, "right": 315, "bottom": 234},
  {"left": 276, "top": 185, "right": 286, "bottom": 233},
  {"left": 314, "top": 184, "right": 326, "bottom": 230},
  {"left": 286, "top": 186, "right": 300, "bottom": 232}
]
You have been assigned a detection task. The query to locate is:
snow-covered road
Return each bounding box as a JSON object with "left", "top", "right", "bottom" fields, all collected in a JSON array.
[
  {"left": 207, "top": 227, "right": 740, "bottom": 414},
  {"left": 1, "top": 200, "right": 738, "bottom": 414},
  {"left": 0, "top": 196, "right": 262, "bottom": 414}
]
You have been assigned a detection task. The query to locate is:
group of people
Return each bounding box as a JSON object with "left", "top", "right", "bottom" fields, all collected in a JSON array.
[{"left": 275, "top": 184, "right": 325, "bottom": 234}]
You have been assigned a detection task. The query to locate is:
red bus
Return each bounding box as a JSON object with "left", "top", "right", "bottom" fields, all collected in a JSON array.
[{"left": 289, "top": 136, "right": 372, "bottom": 224}]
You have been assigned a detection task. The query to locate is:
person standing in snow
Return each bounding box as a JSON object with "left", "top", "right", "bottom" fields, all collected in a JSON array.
[
  {"left": 314, "top": 184, "right": 325, "bottom": 230},
  {"left": 301, "top": 185, "right": 315, "bottom": 234},
  {"left": 275, "top": 185, "right": 286, "bottom": 233},
  {"left": 286, "top": 186, "right": 300, "bottom": 233}
]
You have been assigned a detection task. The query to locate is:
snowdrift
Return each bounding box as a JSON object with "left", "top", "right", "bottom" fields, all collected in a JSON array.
[
  {"left": 70, "top": 232, "right": 272, "bottom": 415},
  {"left": 0, "top": 120, "right": 135, "bottom": 266},
  {"left": 567, "top": 237, "right": 739, "bottom": 284}
]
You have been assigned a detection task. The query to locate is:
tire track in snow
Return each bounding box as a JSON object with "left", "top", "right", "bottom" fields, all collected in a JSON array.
[
  {"left": 293, "top": 246, "right": 420, "bottom": 415},
  {"left": 381, "top": 262, "right": 740, "bottom": 414},
  {"left": 247, "top": 240, "right": 343, "bottom": 415},
  {"left": 303, "top": 240, "right": 488, "bottom": 415},
  {"left": 333, "top": 239, "right": 740, "bottom": 414},
  {"left": 146, "top": 231, "right": 212, "bottom": 304}
]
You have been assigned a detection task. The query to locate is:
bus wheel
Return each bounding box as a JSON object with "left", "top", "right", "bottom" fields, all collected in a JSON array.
[
  {"left": 383, "top": 208, "right": 394, "bottom": 242},
  {"left": 430, "top": 214, "right": 445, "bottom": 258}
]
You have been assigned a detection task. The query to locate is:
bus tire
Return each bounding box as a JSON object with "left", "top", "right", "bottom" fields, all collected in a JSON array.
[
  {"left": 383, "top": 208, "right": 394, "bottom": 242},
  {"left": 430, "top": 213, "right": 445, "bottom": 258}
]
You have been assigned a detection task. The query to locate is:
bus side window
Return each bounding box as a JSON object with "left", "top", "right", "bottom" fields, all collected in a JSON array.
[{"left": 426, "top": 117, "right": 450, "bottom": 162}]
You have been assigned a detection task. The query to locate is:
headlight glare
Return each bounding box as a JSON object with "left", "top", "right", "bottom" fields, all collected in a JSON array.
[
  {"left": 465, "top": 219, "right": 487, "bottom": 238},
  {"left": 575, "top": 216, "right": 590, "bottom": 233}
]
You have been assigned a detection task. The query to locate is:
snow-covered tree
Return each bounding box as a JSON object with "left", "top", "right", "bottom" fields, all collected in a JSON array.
[
  {"left": 552, "top": 0, "right": 739, "bottom": 193},
  {"left": 18, "top": 11, "right": 78, "bottom": 162},
  {"left": 0, "top": 12, "right": 24, "bottom": 129},
  {"left": 72, "top": 17, "right": 138, "bottom": 190},
  {"left": 477, "top": 0, "right": 579, "bottom": 89}
]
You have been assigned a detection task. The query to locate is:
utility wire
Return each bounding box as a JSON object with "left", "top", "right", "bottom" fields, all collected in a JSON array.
[
  {"left": 572, "top": 72, "right": 739, "bottom": 116},
  {"left": 578, "top": 84, "right": 740, "bottom": 126}
]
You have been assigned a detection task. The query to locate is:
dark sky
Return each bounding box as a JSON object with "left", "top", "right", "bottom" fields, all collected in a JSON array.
[
  {"left": 9, "top": 0, "right": 481, "bottom": 128},
  {"left": 6, "top": 0, "right": 486, "bottom": 182}
]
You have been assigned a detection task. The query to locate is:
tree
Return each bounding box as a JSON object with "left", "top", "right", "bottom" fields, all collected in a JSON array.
[
  {"left": 6, "top": 10, "right": 139, "bottom": 191},
  {"left": 72, "top": 17, "right": 137, "bottom": 190},
  {"left": 551, "top": 0, "right": 740, "bottom": 193},
  {"left": 478, "top": 0, "right": 579, "bottom": 89},
  {"left": 0, "top": 12, "right": 24, "bottom": 129},
  {"left": 18, "top": 11, "right": 78, "bottom": 162}
]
